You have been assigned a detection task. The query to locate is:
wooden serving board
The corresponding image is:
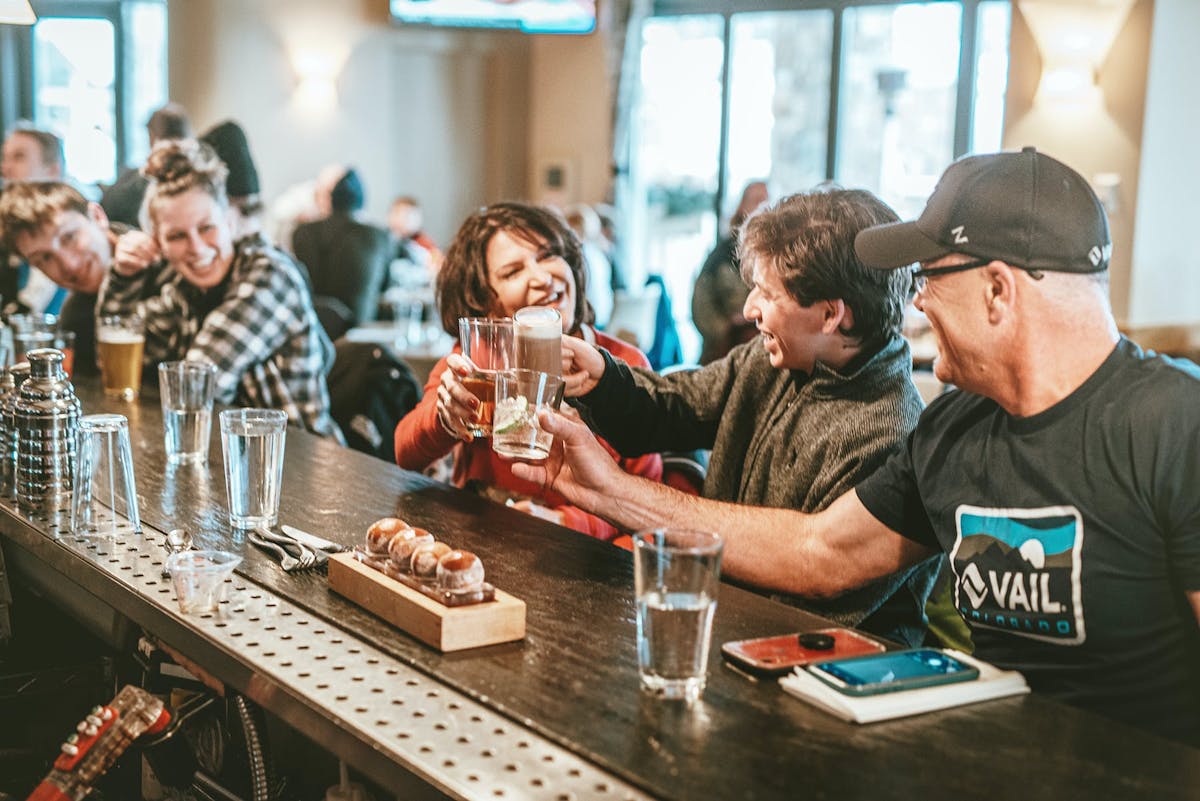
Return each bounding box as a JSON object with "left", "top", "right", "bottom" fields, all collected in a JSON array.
[{"left": 327, "top": 553, "right": 526, "bottom": 652}]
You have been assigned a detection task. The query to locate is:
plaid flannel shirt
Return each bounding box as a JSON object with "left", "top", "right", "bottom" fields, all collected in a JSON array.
[{"left": 98, "top": 236, "right": 342, "bottom": 440}]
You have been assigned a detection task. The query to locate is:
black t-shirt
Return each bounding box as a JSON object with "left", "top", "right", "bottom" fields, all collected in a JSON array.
[{"left": 857, "top": 338, "right": 1200, "bottom": 744}]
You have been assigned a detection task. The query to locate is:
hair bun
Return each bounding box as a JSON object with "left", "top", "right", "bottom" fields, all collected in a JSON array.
[{"left": 141, "top": 139, "right": 228, "bottom": 197}]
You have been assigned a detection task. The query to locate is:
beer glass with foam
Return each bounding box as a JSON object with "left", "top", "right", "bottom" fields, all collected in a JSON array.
[
  {"left": 513, "top": 306, "right": 562, "bottom": 377},
  {"left": 457, "top": 318, "right": 514, "bottom": 438},
  {"left": 97, "top": 314, "right": 145, "bottom": 400}
]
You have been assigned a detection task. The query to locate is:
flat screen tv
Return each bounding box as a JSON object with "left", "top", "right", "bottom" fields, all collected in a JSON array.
[{"left": 390, "top": 0, "right": 595, "bottom": 34}]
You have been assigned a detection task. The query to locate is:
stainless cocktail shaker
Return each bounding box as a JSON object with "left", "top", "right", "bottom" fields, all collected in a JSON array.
[{"left": 16, "top": 349, "right": 81, "bottom": 514}]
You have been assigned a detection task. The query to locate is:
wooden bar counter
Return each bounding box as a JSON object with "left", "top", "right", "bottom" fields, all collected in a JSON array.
[{"left": 1, "top": 377, "right": 1198, "bottom": 800}]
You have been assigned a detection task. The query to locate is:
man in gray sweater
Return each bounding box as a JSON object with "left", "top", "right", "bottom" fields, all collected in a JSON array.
[{"left": 557, "top": 189, "right": 938, "bottom": 645}]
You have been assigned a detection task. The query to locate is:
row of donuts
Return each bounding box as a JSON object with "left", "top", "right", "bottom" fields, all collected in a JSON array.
[{"left": 364, "top": 517, "right": 485, "bottom": 593}]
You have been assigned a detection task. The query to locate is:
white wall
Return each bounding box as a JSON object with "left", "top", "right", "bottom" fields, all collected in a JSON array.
[
  {"left": 1127, "top": 0, "right": 1200, "bottom": 325},
  {"left": 168, "top": 0, "right": 533, "bottom": 245},
  {"left": 1002, "top": 0, "right": 1153, "bottom": 323},
  {"left": 527, "top": 33, "right": 614, "bottom": 207}
]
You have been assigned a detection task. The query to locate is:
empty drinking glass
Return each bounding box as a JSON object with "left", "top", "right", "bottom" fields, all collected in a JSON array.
[
  {"left": 71, "top": 414, "right": 141, "bottom": 538},
  {"left": 159, "top": 361, "right": 217, "bottom": 465},
  {"left": 633, "top": 529, "right": 724, "bottom": 703},
  {"left": 220, "top": 408, "right": 287, "bottom": 529},
  {"left": 10, "top": 312, "right": 58, "bottom": 365},
  {"left": 168, "top": 549, "right": 242, "bottom": 614}
]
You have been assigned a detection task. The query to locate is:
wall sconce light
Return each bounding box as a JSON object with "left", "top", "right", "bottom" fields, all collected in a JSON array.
[
  {"left": 1018, "top": 0, "right": 1135, "bottom": 106},
  {"left": 0, "top": 0, "right": 36, "bottom": 25},
  {"left": 291, "top": 50, "right": 340, "bottom": 110}
]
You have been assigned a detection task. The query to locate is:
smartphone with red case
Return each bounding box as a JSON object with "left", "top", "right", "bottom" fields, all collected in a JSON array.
[{"left": 721, "top": 627, "right": 886, "bottom": 677}]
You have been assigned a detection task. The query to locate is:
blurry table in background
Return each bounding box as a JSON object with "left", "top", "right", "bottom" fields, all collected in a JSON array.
[{"left": 342, "top": 321, "right": 454, "bottom": 386}]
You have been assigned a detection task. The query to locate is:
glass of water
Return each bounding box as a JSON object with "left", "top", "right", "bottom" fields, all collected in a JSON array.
[
  {"left": 633, "top": 528, "right": 724, "bottom": 703},
  {"left": 158, "top": 361, "right": 217, "bottom": 465},
  {"left": 220, "top": 408, "right": 287, "bottom": 529}
]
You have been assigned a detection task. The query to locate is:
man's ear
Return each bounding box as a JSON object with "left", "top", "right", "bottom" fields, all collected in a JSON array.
[
  {"left": 822, "top": 298, "right": 851, "bottom": 335},
  {"left": 983, "top": 262, "right": 1017, "bottom": 324},
  {"left": 87, "top": 201, "right": 109, "bottom": 229}
]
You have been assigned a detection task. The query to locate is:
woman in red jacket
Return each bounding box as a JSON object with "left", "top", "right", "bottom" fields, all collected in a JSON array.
[{"left": 394, "top": 203, "right": 661, "bottom": 541}]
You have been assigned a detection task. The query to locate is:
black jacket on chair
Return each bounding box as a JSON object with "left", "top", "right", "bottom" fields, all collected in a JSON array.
[{"left": 292, "top": 213, "right": 390, "bottom": 327}]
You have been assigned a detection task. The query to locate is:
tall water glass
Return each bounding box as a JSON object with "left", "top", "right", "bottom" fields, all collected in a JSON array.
[
  {"left": 159, "top": 361, "right": 217, "bottom": 464},
  {"left": 97, "top": 314, "right": 145, "bottom": 400},
  {"left": 457, "top": 318, "right": 514, "bottom": 438},
  {"left": 514, "top": 306, "right": 563, "bottom": 376},
  {"left": 72, "top": 414, "right": 141, "bottom": 538},
  {"left": 220, "top": 409, "right": 287, "bottom": 529},
  {"left": 633, "top": 529, "right": 724, "bottom": 703}
]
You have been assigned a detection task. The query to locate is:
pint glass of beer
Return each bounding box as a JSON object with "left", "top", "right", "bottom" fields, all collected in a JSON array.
[
  {"left": 514, "top": 306, "right": 562, "bottom": 377},
  {"left": 457, "top": 318, "right": 514, "bottom": 439},
  {"left": 97, "top": 314, "right": 145, "bottom": 400}
]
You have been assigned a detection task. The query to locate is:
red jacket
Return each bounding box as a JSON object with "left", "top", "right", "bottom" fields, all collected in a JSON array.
[{"left": 394, "top": 328, "right": 663, "bottom": 541}]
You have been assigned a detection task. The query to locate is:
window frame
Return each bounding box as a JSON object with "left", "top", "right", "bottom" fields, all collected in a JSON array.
[
  {"left": 646, "top": 0, "right": 1001, "bottom": 231},
  {"left": 0, "top": 0, "right": 166, "bottom": 184}
]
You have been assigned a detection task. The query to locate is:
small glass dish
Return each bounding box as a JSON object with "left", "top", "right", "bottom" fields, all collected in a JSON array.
[{"left": 167, "top": 549, "right": 242, "bottom": 614}]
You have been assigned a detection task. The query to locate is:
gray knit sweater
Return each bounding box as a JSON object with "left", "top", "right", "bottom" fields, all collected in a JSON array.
[{"left": 576, "top": 336, "right": 937, "bottom": 645}]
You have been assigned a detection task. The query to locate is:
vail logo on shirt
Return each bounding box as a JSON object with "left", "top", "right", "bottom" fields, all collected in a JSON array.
[{"left": 950, "top": 505, "right": 1086, "bottom": 645}]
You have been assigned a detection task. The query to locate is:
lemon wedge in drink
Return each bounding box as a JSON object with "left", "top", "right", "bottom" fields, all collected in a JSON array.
[{"left": 493, "top": 395, "right": 529, "bottom": 435}]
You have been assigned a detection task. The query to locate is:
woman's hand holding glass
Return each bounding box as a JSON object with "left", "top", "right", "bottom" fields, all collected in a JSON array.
[
  {"left": 437, "top": 353, "right": 484, "bottom": 442},
  {"left": 113, "top": 230, "right": 161, "bottom": 277},
  {"left": 561, "top": 336, "right": 606, "bottom": 397}
]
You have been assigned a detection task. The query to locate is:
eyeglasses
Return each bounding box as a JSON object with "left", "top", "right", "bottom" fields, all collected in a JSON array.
[{"left": 910, "top": 259, "right": 1044, "bottom": 294}]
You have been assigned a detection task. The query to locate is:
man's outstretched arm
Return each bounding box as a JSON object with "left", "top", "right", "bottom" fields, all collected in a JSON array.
[{"left": 510, "top": 410, "right": 934, "bottom": 598}]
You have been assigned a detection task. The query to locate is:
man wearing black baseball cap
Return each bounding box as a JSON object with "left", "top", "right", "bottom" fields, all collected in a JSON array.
[{"left": 510, "top": 148, "right": 1200, "bottom": 745}]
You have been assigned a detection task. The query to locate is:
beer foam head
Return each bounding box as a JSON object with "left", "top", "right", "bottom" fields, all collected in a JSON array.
[
  {"left": 98, "top": 328, "right": 145, "bottom": 344},
  {"left": 514, "top": 306, "right": 561, "bottom": 338}
]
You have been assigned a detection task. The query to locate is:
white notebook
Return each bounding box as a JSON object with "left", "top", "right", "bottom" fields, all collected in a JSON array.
[{"left": 778, "top": 649, "right": 1029, "bottom": 724}]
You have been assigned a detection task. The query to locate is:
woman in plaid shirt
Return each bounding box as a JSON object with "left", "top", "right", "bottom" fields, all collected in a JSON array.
[{"left": 101, "top": 139, "right": 341, "bottom": 439}]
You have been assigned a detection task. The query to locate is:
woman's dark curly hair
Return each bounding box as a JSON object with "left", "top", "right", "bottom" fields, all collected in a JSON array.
[{"left": 436, "top": 202, "right": 593, "bottom": 336}]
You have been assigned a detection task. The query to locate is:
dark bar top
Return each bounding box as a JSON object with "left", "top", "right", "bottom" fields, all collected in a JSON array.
[{"left": 5, "top": 377, "right": 1200, "bottom": 800}]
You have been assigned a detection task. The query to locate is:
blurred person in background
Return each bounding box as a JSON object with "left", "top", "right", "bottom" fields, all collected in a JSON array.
[
  {"left": 564, "top": 203, "right": 613, "bottom": 329},
  {"left": 101, "top": 102, "right": 191, "bottom": 226},
  {"left": 198, "top": 120, "right": 264, "bottom": 243},
  {"left": 592, "top": 202, "right": 627, "bottom": 294},
  {"left": 387, "top": 195, "right": 442, "bottom": 278},
  {"left": 293, "top": 168, "right": 390, "bottom": 332},
  {"left": 1, "top": 123, "right": 69, "bottom": 316},
  {"left": 1, "top": 124, "right": 63, "bottom": 185},
  {"left": 268, "top": 163, "right": 346, "bottom": 255},
  {"left": 393, "top": 202, "right": 660, "bottom": 541},
  {"left": 691, "top": 180, "right": 768, "bottom": 364},
  {"left": 103, "top": 139, "right": 340, "bottom": 438}
]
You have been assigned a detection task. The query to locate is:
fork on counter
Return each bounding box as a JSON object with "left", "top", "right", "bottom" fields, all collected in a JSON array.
[{"left": 247, "top": 526, "right": 318, "bottom": 572}]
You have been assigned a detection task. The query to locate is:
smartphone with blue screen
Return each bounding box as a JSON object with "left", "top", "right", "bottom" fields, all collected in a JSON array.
[{"left": 806, "top": 648, "right": 979, "bottom": 696}]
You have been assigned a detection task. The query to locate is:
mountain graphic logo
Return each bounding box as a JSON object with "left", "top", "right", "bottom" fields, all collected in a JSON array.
[
  {"left": 960, "top": 563, "right": 988, "bottom": 608},
  {"left": 951, "top": 505, "right": 1086, "bottom": 645}
]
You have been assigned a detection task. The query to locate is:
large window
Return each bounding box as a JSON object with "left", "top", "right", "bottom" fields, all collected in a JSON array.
[
  {"left": 1, "top": 0, "right": 168, "bottom": 191},
  {"left": 623, "top": 0, "right": 1011, "bottom": 362}
]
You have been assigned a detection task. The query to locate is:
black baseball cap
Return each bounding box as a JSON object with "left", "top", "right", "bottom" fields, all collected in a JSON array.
[{"left": 854, "top": 147, "right": 1111, "bottom": 273}]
